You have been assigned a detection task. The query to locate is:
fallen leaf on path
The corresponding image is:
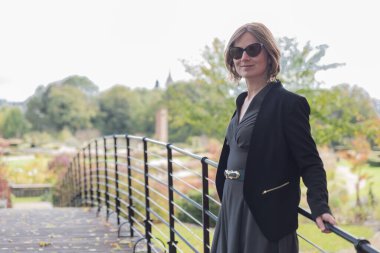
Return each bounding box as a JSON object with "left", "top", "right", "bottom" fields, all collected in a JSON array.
[
  {"left": 39, "top": 241, "right": 52, "bottom": 247},
  {"left": 111, "top": 242, "right": 122, "bottom": 250},
  {"left": 119, "top": 239, "right": 132, "bottom": 246}
]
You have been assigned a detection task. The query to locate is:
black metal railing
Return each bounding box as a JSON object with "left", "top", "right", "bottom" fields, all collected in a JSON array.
[{"left": 56, "top": 134, "right": 379, "bottom": 253}]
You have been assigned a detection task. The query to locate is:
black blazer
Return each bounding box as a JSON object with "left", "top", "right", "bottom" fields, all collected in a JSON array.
[{"left": 215, "top": 81, "right": 331, "bottom": 241}]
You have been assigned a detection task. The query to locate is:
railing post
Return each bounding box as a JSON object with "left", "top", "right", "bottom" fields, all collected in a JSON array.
[
  {"left": 88, "top": 143, "right": 94, "bottom": 207},
  {"left": 74, "top": 156, "right": 80, "bottom": 206},
  {"left": 113, "top": 135, "right": 121, "bottom": 225},
  {"left": 66, "top": 171, "right": 70, "bottom": 206},
  {"left": 62, "top": 175, "right": 66, "bottom": 206},
  {"left": 201, "top": 157, "right": 210, "bottom": 253},
  {"left": 71, "top": 160, "right": 76, "bottom": 206},
  {"left": 70, "top": 163, "right": 76, "bottom": 206},
  {"left": 95, "top": 140, "right": 101, "bottom": 210},
  {"left": 166, "top": 144, "right": 177, "bottom": 253},
  {"left": 68, "top": 163, "right": 73, "bottom": 206},
  {"left": 77, "top": 153, "right": 82, "bottom": 206},
  {"left": 143, "top": 137, "right": 152, "bottom": 253},
  {"left": 83, "top": 147, "right": 88, "bottom": 206},
  {"left": 104, "top": 137, "right": 110, "bottom": 217},
  {"left": 71, "top": 163, "right": 76, "bottom": 206},
  {"left": 126, "top": 135, "right": 134, "bottom": 237}
]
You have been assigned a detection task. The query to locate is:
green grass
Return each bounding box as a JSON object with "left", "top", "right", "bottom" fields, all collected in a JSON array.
[
  {"left": 297, "top": 219, "right": 374, "bottom": 252},
  {"left": 11, "top": 195, "right": 45, "bottom": 203},
  {"left": 149, "top": 222, "right": 208, "bottom": 252},
  {"left": 335, "top": 159, "right": 380, "bottom": 209},
  {"left": 144, "top": 221, "right": 374, "bottom": 253}
]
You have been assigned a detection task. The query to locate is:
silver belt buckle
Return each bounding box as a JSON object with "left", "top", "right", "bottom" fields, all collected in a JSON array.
[{"left": 224, "top": 170, "right": 240, "bottom": 179}]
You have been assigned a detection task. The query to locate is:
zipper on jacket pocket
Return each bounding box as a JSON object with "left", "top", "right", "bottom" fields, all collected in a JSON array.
[{"left": 262, "top": 181, "right": 290, "bottom": 195}]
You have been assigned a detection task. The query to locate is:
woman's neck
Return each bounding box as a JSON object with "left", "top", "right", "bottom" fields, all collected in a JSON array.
[{"left": 245, "top": 77, "right": 268, "bottom": 99}]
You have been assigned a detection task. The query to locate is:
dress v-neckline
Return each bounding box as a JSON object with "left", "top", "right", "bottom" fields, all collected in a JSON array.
[
  {"left": 238, "top": 93, "right": 255, "bottom": 125},
  {"left": 237, "top": 83, "right": 273, "bottom": 125}
]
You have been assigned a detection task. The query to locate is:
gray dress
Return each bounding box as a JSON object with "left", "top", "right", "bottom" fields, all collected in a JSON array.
[{"left": 211, "top": 84, "right": 298, "bottom": 253}]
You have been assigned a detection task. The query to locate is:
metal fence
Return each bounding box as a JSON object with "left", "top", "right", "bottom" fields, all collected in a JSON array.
[{"left": 56, "top": 134, "right": 379, "bottom": 253}]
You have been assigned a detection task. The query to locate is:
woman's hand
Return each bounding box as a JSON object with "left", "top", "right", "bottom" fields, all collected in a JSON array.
[{"left": 316, "top": 213, "right": 337, "bottom": 233}]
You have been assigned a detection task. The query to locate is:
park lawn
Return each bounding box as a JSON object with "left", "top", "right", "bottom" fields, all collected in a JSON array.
[
  {"left": 149, "top": 222, "right": 206, "bottom": 252},
  {"left": 361, "top": 164, "right": 380, "bottom": 197},
  {"left": 297, "top": 221, "right": 374, "bottom": 252},
  {"left": 11, "top": 195, "right": 44, "bottom": 203},
  {"left": 148, "top": 221, "right": 374, "bottom": 253},
  {"left": 4, "top": 155, "right": 50, "bottom": 170},
  {"left": 1, "top": 154, "right": 54, "bottom": 184},
  {"left": 336, "top": 159, "right": 380, "bottom": 218},
  {"left": 336, "top": 159, "right": 380, "bottom": 189}
]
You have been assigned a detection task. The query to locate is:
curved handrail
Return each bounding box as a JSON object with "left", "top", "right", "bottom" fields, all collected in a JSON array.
[{"left": 56, "top": 134, "right": 380, "bottom": 253}]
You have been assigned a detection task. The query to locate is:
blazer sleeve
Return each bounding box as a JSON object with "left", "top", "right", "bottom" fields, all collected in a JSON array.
[{"left": 284, "top": 95, "right": 331, "bottom": 219}]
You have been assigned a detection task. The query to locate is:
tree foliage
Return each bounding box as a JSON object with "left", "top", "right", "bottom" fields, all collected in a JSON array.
[
  {"left": 25, "top": 75, "right": 98, "bottom": 133},
  {"left": 45, "top": 85, "right": 97, "bottom": 131},
  {"left": 276, "top": 38, "right": 378, "bottom": 146},
  {"left": 0, "top": 107, "right": 30, "bottom": 138},
  {"left": 132, "top": 88, "right": 164, "bottom": 135},
  {"left": 25, "top": 85, "right": 48, "bottom": 131},
  {"left": 11, "top": 36, "right": 379, "bottom": 148},
  {"left": 168, "top": 38, "right": 237, "bottom": 141},
  {"left": 59, "top": 75, "right": 99, "bottom": 96},
  {"left": 95, "top": 85, "right": 137, "bottom": 135},
  {"left": 301, "top": 85, "right": 378, "bottom": 146},
  {"left": 95, "top": 86, "right": 163, "bottom": 136},
  {"left": 278, "top": 37, "right": 345, "bottom": 91},
  {"left": 167, "top": 36, "right": 379, "bottom": 146}
]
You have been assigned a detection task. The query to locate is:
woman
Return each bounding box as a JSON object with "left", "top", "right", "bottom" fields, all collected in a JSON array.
[{"left": 211, "top": 22, "right": 336, "bottom": 253}]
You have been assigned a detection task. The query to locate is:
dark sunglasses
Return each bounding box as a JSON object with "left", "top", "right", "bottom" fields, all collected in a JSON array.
[{"left": 229, "top": 43, "right": 264, "bottom": 60}]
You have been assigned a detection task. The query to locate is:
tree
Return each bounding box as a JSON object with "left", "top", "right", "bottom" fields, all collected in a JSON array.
[
  {"left": 170, "top": 37, "right": 345, "bottom": 142},
  {"left": 25, "top": 76, "right": 99, "bottom": 133},
  {"left": 275, "top": 38, "right": 379, "bottom": 146},
  {"left": 304, "top": 84, "right": 378, "bottom": 146},
  {"left": 132, "top": 88, "right": 164, "bottom": 135},
  {"left": 0, "top": 107, "right": 30, "bottom": 138},
  {"left": 25, "top": 85, "right": 48, "bottom": 131},
  {"left": 166, "top": 81, "right": 209, "bottom": 141},
  {"left": 59, "top": 75, "right": 99, "bottom": 96},
  {"left": 168, "top": 38, "right": 237, "bottom": 141},
  {"left": 45, "top": 85, "right": 97, "bottom": 132},
  {"left": 278, "top": 37, "right": 345, "bottom": 91},
  {"left": 95, "top": 85, "right": 138, "bottom": 135}
]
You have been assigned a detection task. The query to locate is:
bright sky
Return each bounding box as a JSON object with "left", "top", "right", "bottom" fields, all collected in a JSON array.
[{"left": 1, "top": 0, "right": 380, "bottom": 102}]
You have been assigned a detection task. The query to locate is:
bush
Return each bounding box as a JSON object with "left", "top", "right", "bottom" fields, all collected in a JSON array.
[
  {"left": 177, "top": 190, "right": 220, "bottom": 227},
  {"left": 368, "top": 151, "right": 380, "bottom": 167},
  {"left": 48, "top": 153, "right": 71, "bottom": 172}
]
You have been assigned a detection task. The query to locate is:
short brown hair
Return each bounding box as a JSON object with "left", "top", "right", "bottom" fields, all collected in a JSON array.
[{"left": 225, "top": 22, "right": 281, "bottom": 82}]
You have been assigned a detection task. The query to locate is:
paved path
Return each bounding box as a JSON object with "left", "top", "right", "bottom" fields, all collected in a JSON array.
[
  {"left": 12, "top": 201, "right": 53, "bottom": 209},
  {"left": 0, "top": 207, "right": 138, "bottom": 252}
]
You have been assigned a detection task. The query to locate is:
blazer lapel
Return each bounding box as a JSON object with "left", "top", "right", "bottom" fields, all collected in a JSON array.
[{"left": 246, "top": 82, "right": 282, "bottom": 159}]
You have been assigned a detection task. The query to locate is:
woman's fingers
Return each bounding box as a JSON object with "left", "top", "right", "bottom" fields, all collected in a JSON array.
[{"left": 316, "top": 213, "right": 337, "bottom": 233}]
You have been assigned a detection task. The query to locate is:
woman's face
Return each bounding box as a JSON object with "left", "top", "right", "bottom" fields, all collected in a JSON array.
[{"left": 232, "top": 32, "right": 269, "bottom": 82}]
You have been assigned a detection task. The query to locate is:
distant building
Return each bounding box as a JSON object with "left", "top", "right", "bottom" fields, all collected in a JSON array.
[
  {"left": 154, "top": 72, "right": 172, "bottom": 142},
  {"left": 165, "top": 72, "right": 174, "bottom": 88},
  {"left": 154, "top": 80, "right": 160, "bottom": 89},
  {"left": 155, "top": 108, "right": 168, "bottom": 142},
  {"left": 0, "top": 177, "right": 12, "bottom": 208}
]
